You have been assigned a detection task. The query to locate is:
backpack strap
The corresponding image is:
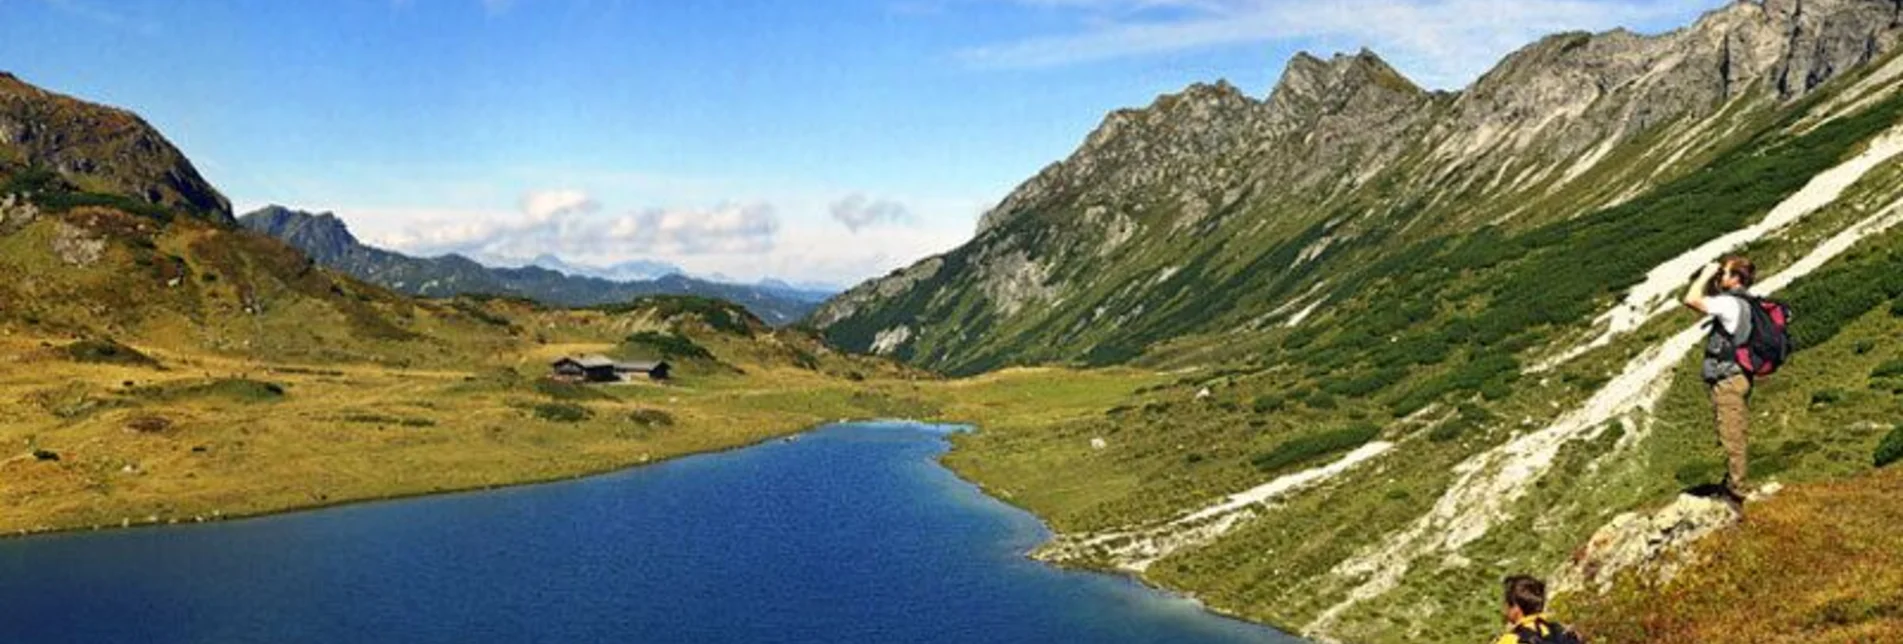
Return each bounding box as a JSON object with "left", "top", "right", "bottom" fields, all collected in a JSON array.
[
  {"left": 1729, "top": 293, "right": 1756, "bottom": 344},
  {"left": 1513, "top": 618, "right": 1579, "bottom": 644}
]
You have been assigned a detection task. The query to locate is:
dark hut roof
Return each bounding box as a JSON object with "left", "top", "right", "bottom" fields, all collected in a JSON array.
[{"left": 552, "top": 355, "right": 617, "bottom": 368}]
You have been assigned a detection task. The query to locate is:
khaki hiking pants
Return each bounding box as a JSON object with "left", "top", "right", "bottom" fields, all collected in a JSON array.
[{"left": 1709, "top": 374, "right": 1751, "bottom": 495}]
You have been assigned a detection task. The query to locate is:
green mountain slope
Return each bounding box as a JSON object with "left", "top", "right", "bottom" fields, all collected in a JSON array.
[
  {"left": 1, "top": 72, "right": 230, "bottom": 222},
  {"left": 818, "top": 1, "right": 1903, "bottom": 640},
  {"left": 813, "top": 1, "right": 1903, "bottom": 377}
]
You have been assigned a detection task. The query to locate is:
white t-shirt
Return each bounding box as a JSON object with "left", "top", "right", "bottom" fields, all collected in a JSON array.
[{"left": 1707, "top": 293, "right": 1749, "bottom": 337}]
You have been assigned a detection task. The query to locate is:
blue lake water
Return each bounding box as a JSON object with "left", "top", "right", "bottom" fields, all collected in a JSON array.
[{"left": 0, "top": 422, "right": 1299, "bottom": 643}]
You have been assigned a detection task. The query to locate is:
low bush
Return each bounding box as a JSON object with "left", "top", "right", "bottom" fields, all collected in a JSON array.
[
  {"left": 61, "top": 338, "right": 160, "bottom": 368},
  {"left": 628, "top": 409, "right": 675, "bottom": 428},
  {"left": 1810, "top": 389, "right": 1847, "bottom": 406},
  {"left": 341, "top": 413, "right": 435, "bottom": 427},
  {"left": 535, "top": 379, "right": 614, "bottom": 401},
  {"left": 532, "top": 402, "right": 591, "bottom": 423},
  {"left": 1252, "top": 422, "right": 1381, "bottom": 474},
  {"left": 1302, "top": 390, "right": 1338, "bottom": 410},
  {"left": 1877, "top": 424, "right": 1903, "bottom": 468},
  {"left": 622, "top": 331, "right": 715, "bottom": 362},
  {"left": 124, "top": 415, "right": 173, "bottom": 433},
  {"left": 130, "top": 378, "right": 285, "bottom": 403},
  {"left": 1251, "top": 394, "right": 1287, "bottom": 414},
  {"left": 1675, "top": 460, "right": 1724, "bottom": 488}
]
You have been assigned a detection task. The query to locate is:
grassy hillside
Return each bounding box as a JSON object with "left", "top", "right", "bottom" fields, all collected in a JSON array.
[
  {"left": 905, "top": 66, "right": 1903, "bottom": 641},
  {"left": 0, "top": 184, "right": 928, "bottom": 535}
]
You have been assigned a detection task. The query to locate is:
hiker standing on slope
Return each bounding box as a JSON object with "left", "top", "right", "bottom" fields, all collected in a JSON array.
[{"left": 1682, "top": 256, "right": 1758, "bottom": 508}]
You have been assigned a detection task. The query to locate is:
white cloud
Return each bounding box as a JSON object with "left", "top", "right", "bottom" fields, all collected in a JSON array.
[
  {"left": 830, "top": 194, "right": 917, "bottom": 232},
  {"left": 521, "top": 189, "right": 598, "bottom": 223},
  {"left": 339, "top": 192, "right": 985, "bottom": 287},
  {"left": 607, "top": 203, "right": 781, "bottom": 254},
  {"left": 359, "top": 190, "right": 781, "bottom": 260},
  {"left": 960, "top": 0, "right": 1714, "bottom": 89}
]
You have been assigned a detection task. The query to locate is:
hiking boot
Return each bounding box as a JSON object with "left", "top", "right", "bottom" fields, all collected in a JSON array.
[{"left": 1721, "top": 487, "right": 1747, "bottom": 516}]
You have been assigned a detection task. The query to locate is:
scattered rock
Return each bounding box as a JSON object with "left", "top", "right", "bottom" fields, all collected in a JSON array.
[
  {"left": 124, "top": 415, "right": 173, "bottom": 434},
  {"left": 1090, "top": 437, "right": 1108, "bottom": 450},
  {"left": 1556, "top": 484, "right": 1782, "bottom": 595},
  {"left": 30, "top": 449, "right": 59, "bottom": 462},
  {"left": 50, "top": 221, "right": 105, "bottom": 266},
  {"left": 1196, "top": 387, "right": 1213, "bottom": 400}
]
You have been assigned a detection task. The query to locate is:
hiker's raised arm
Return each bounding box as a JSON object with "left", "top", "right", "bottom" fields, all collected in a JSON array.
[{"left": 1682, "top": 263, "right": 1719, "bottom": 314}]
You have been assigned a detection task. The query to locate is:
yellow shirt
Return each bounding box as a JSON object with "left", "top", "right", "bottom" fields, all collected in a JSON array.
[{"left": 1492, "top": 613, "right": 1554, "bottom": 644}]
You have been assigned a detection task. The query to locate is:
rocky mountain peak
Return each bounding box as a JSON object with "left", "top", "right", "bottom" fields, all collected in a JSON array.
[
  {"left": 1267, "top": 48, "right": 1423, "bottom": 122},
  {"left": 238, "top": 205, "right": 359, "bottom": 261},
  {"left": 0, "top": 71, "right": 232, "bottom": 222}
]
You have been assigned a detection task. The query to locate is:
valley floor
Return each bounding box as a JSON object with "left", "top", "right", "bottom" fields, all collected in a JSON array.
[
  {"left": 7, "top": 334, "right": 1899, "bottom": 643},
  {"left": 0, "top": 332, "right": 941, "bottom": 536}
]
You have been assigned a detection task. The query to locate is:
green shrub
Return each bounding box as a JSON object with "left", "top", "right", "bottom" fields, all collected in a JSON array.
[
  {"left": 1428, "top": 421, "right": 1468, "bottom": 443},
  {"left": 1810, "top": 389, "right": 1847, "bottom": 406},
  {"left": 622, "top": 331, "right": 715, "bottom": 362},
  {"left": 131, "top": 378, "right": 285, "bottom": 403},
  {"left": 341, "top": 413, "right": 435, "bottom": 427},
  {"left": 595, "top": 295, "right": 760, "bottom": 336},
  {"left": 535, "top": 379, "right": 614, "bottom": 401},
  {"left": 628, "top": 409, "right": 675, "bottom": 428},
  {"left": 1853, "top": 339, "right": 1878, "bottom": 355},
  {"left": 1873, "top": 360, "right": 1903, "bottom": 380},
  {"left": 1252, "top": 422, "right": 1381, "bottom": 474},
  {"left": 1302, "top": 390, "right": 1338, "bottom": 410},
  {"left": 1877, "top": 424, "right": 1903, "bottom": 468},
  {"left": 532, "top": 402, "right": 591, "bottom": 423},
  {"left": 1431, "top": 404, "right": 1495, "bottom": 443},
  {"left": 1251, "top": 394, "right": 1287, "bottom": 413},
  {"left": 1321, "top": 370, "right": 1406, "bottom": 398},
  {"left": 1675, "top": 460, "right": 1724, "bottom": 488},
  {"left": 61, "top": 338, "right": 160, "bottom": 368}
]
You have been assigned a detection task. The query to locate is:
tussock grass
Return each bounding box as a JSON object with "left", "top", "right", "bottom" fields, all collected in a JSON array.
[{"left": 1567, "top": 466, "right": 1903, "bottom": 642}]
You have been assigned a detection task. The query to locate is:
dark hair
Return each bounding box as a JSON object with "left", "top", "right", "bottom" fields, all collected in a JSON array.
[
  {"left": 1720, "top": 255, "right": 1756, "bottom": 288},
  {"left": 1504, "top": 575, "right": 1546, "bottom": 615}
]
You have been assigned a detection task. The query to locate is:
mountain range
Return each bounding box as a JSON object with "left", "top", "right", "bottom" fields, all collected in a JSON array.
[
  {"left": 7, "top": 0, "right": 1903, "bottom": 639},
  {"left": 237, "top": 206, "right": 833, "bottom": 326},
  {"left": 814, "top": 0, "right": 1903, "bottom": 640}
]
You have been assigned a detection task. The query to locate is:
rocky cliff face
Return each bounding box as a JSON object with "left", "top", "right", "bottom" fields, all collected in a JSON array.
[
  {"left": 812, "top": 0, "right": 1903, "bottom": 375},
  {"left": 0, "top": 71, "right": 231, "bottom": 222}
]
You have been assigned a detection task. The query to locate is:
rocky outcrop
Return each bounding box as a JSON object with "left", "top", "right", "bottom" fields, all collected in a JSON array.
[
  {"left": 1555, "top": 484, "right": 1782, "bottom": 595},
  {"left": 0, "top": 71, "right": 231, "bottom": 222}
]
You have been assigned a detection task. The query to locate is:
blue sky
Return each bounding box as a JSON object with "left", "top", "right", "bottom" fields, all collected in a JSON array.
[{"left": 0, "top": 0, "right": 1716, "bottom": 286}]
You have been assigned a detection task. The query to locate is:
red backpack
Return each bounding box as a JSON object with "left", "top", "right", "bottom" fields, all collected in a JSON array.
[{"left": 1731, "top": 296, "right": 1793, "bottom": 377}]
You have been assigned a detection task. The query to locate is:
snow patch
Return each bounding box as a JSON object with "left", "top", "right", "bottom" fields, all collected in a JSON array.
[
  {"left": 1036, "top": 441, "right": 1394, "bottom": 574},
  {"left": 870, "top": 325, "right": 913, "bottom": 355},
  {"left": 1182, "top": 442, "right": 1394, "bottom": 524},
  {"left": 1285, "top": 300, "right": 1324, "bottom": 327},
  {"left": 1533, "top": 123, "right": 1903, "bottom": 373}
]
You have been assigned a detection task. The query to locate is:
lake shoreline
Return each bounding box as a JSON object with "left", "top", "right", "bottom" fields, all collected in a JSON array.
[
  {"left": 3, "top": 418, "right": 1302, "bottom": 641},
  {"left": 936, "top": 453, "right": 1303, "bottom": 641},
  {"left": 1, "top": 415, "right": 873, "bottom": 542}
]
